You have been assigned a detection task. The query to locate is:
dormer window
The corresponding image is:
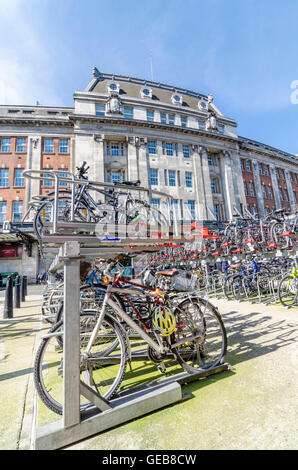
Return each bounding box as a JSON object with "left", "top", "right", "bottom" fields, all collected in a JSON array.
[
  {"left": 108, "top": 82, "right": 120, "bottom": 94},
  {"left": 171, "top": 94, "right": 182, "bottom": 105},
  {"left": 198, "top": 100, "right": 208, "bottom": 111},
  {"left": 140, "top": 87, "right": 152, "bottom": 99}
]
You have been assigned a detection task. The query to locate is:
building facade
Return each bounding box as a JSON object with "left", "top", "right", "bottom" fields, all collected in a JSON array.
[{"left": 0, "top": 67, "right": 298, "bottom": 278}]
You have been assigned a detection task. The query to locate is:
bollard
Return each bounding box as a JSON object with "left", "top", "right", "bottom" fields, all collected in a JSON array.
[
  {"left": 24, "top": 275, "right": 28, "bottom": 296},
  {"left": 14, "top": 275, "right": 21, "bottom": 309},
  {"left": 21, "top": 276, "right": 26, "bottom": 302},
  {"left": 3, "top": 276, "right": 13, "bottom": 319}
]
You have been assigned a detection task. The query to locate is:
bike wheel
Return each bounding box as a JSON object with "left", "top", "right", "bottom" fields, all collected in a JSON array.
[
  {"left": 34, "top": 312, "right": 127, "bottom": 415},
  {"left": 172, "top": 297, "right": 227, "bottom": 373},
  {"left": 278, "top": 275, "right": 298, "bottom": 307}
]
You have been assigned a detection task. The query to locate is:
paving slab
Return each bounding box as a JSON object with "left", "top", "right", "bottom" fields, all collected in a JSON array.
[{"left": 0, "top": 286, "right": 297, "bottom": 450}]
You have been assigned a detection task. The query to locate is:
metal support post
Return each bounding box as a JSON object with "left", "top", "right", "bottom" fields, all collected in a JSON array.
[{"left": 63, "top": 241, "right": 81, "bottom": 428}]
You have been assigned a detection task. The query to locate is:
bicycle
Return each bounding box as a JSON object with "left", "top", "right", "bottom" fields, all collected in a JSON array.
[
  {"left": 278, "top": 258, "right": 298, "bottom": 307},
  {"left": 34, "top": 258, "right": 227, "bottom": 415}
]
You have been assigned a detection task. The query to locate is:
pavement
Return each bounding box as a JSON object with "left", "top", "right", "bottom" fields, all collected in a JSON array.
[{"left": 0, "top": 285, "right": 297, "bottom": 450}]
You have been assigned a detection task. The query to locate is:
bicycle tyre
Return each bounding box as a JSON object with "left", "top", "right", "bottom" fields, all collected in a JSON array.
[{"left": 34, "top": 312, "right": 127, "bottom": 415}]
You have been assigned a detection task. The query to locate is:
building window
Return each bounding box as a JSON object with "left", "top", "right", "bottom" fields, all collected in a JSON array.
[
  {"left": 0, "top": 169, "right": 9, "bottom": 187},
  {"left": 244, "top": 181, "right": 248, "bottom": 196},
  {"left": 168, "top": 170, "right": 176, "bottom": 187},
  {"left": 279, "top": 187, "right": 283, "bottom": 201},
  {"left": 42, "top": 170, "right": 53, "bottom": 187},
  {"left": 240, "top": 159, "right": 244, "bottom": 171},
  {"left": 14, "top": 169, "right": 24, "bottom": 187},
  {"left": 267, "top": 186, "right": 273, "bottom": 199},
  {"left": 258, "top": 163, "right": 263, "bottom": 175},
  {"left": 218, "top": 124, "right": 224, "bottom": 135},
  {"left": 107, "top": 142, "right": 125, "bottom": 157},
  {"left": 264, "top": 207, "right": 270, "bottom": 216},
  {"left": 123, "top": 107, "right": 134, "bottom": 119},
  {"left": 198, "top": 119, "right": 205, "bottom": 130},
  {"left": 1, "top": 138, "right": 11, "bottom": 153},
  {"left": 249, "top": 182, "right": 255, "bottom": 197},
  {"left": 181, "top": 116, "right": 187, "bottom": 128},
  {"left": 12, "top": 201, "right": 23, "bottom": 222},
  {"left": 0, "top": 201, "right": 7, "bottom": 222},
  {"left": 59, "top": 139, "right": 69, "bottom": 153},
  {"left": 150, "top": 169, "right": 158, "bottom": 186},
  {"left": 151, "top": 198, "right": 160, "bottom": 209},
  {"left": 160, "top": 113, "right": 175, "bottom": 125},
  {"left": 262, "top": 184, "right": 267, "bottom": 198},
  {"left": 58, "top": 170, "right": 68, "bottom": 187},
  {"left": 106, "top": 170, "right": 125, "bottom": 184},
  {"left": 264, "top": 165, "right": 269, "bottom": 176},
  {"left": 213, "top": 204, "right": 220, "bottom": 220},
  {"left": 162, "top": 142, "right": 174, "bottom": 156},
  {"left": 211, "top": 179, "right": 220, "bottom": 194},
  {"left": 146, "top": 110, "right": 154, "bottom": 122},
  {"left": 95, "top": 104, "right": 105, "bottom": 116},
  {"left": 275, "top": 168, "right": 280, "bottom": 179},
  {"left": 280, "top": 169, "right": 285, "bottom": 179},
  {"left": 187, "top": 200, "right": 195, "bottom": 219},
  {"left": 185, "top": 171, "right": 192, "bottom": 188},
  {"left": 183, "top": 145, "right": 190, "bottom": 158},
  {"left": 16, "top": 137, "right": 26, "bottom": 153},
  {"left": 44, "top": 138, "right": 54, "bottom": 153},
  {"left": 283, "top": 188, "right": 289, "bottom": 201},
  {"left": 148, "top": 141, "right": 157, "bottom": 155},
  {"left": 246, "top": 161, "right": 251, "bottom": 172}
]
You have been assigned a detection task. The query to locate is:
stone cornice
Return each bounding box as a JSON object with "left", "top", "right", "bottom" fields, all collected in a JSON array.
[{"left": 69, "top": 113, "right": 238, "bottom": 143}]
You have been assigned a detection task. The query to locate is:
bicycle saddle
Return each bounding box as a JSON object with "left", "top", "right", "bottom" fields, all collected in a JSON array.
[
  {"left": 155, "top": 270, "right": 179, "bottom": 277},
  {"left": 119, "top": 180, "right": 141, "bottom": 187}
]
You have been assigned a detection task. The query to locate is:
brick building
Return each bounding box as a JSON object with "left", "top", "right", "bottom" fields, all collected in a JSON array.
[{"left": 0, "top": 67, "right": 297, "bottom": 278}]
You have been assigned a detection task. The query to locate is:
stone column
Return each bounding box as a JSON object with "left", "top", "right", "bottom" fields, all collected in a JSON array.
[
  {"left": 285, "top": 169, "right": 296, "bottom": 212},
  {"left": 192, "top": 145, "right": 206, "bottom": 220},
  {"left": 220, "top": 150, "right": 238, "bottom": 221},
  {"left": 270, "top": 164, "right": 281, "bottom": 209},
  {"left": 252, "top": 159, "right": 265, "bottom": 217},
  {"left": 199, "top": 146, "right": 214, "bottom": 220},
  {"left": 127, "top": 137, "right": 139, "bottom": 181},
  {"left": 231, "top": 151, "right": 247, "bottom": 216},
  {"left": 25, "top": 137, "right": 41, "bottom": 217}
]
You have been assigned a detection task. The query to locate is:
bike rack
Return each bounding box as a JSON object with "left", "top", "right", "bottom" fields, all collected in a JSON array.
[
  {"left": 32, "top": 237, "right": 230, "bottom": 450},
  {"left": 24, "top": 172, "right": 230, "bottom": 450}
]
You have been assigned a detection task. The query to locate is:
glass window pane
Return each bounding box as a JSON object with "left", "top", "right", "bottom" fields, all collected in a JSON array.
[
  {"left": 59, "top": 139, "right": 68, "bottom": 153},
  {"left": 0, "top": 202, "right": 7, "bottom": 222},
  {"left": 150, "top": 169, "right": 158, "bottom": 186},
  {"left": 1, "top": 138, "right": 11, "bottom": 152},
  {"left": 12, "top": 201, "right": 23, "bottom": 222},
  {"left": 168, "top": 170, "right": 176, "bottom": 186},
  {"left": 44, "top": 138, "right": 54, "bottom": 153},
  {"left": 16, "top": 137, "right": 26, "bottom": 152},
  {"left": 95, "top": 104, "right": 105, "bottom": 116},
  {"left": 148, "top": 141, "right": 157, "bottom": 154},
  {"left": 0, "top": 169, "right": 9, "bottom": 187},
  {"left": 14, "top": 169, "right": 24, "bottom": 187}
]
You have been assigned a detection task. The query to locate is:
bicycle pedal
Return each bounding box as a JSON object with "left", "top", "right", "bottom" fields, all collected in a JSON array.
[{"left": 157, "top": 362, "right": 167, "bottom": 374}]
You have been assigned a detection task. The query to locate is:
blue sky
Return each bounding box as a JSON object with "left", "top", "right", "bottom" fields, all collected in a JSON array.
[{"left": 0, "top": 0, "right": 298, "bottom": 154}]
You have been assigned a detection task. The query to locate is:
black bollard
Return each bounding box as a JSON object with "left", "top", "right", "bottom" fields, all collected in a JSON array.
[
  {"left": 3, "top": 276, "right": 13, "bottom": 319},
  {"left": 23, "top": 275, "right": 28, "bottom": 297},
  {"left": 21, "top": 276, "right": 26, "bottom": 302},
  {"left": 14, "top": 275, "right": 21, "bottom": 308}
]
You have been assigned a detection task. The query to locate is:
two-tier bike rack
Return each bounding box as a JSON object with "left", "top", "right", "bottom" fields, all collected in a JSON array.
[{"left": 24, "top": 170, "right": 230, "bottom": 450}]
